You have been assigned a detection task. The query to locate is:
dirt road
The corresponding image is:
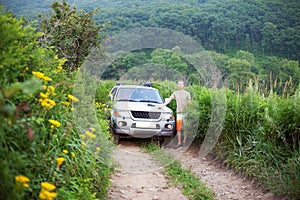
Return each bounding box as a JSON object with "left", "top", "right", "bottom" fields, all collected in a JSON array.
[
  {"left": 107, "top": 141, "right": 188, "bottom": 200},
  {"left": 107, "top": 140, "right": 285, "bottom": 200}
]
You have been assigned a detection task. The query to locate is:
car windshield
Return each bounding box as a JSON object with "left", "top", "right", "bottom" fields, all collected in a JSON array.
[{"left": 116, "top": 87, "right": 163, "bottom": 104}]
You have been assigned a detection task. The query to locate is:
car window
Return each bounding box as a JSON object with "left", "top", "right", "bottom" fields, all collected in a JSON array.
[
  {"left": 116, "top": 88, "right": 136, "bottom": 101},
  {"left": 110, "top": 87, "right": 117, "bottom": 100},
  {"left": 116, "top": 88, "right": 163, "bottom": 104}
]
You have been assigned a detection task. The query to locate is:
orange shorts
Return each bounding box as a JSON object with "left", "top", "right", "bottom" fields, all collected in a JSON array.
[
  {"left": 176, "top": 119, "right": 183, "bottom": 131},
  {"left": 176, "top": 114, "right": 184, "bottom": 131}
]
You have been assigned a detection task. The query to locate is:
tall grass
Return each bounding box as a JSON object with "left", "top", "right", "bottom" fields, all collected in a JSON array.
[{"left": 158, "top": 78, "right": 299, "bottom": 198}]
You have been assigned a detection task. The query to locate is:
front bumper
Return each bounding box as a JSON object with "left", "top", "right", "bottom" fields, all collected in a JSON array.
[{"left": 111, "top": 116, "right": 175, "bottom": 138}]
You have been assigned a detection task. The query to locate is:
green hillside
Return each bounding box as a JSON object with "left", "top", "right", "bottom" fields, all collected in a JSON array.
[{"left": 1, "top": 0, "right": 300, "bottom": 61}]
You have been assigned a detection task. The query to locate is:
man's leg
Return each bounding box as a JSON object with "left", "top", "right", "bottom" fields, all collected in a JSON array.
[
  {"left": 177, "top": 130, "right": 182, "bottom": 145},
  {"left": 174, "top": 114, "right": 183, "bottom": 148}
]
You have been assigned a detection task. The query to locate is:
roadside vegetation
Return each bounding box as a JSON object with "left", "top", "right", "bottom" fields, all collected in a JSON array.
[
  {"left": 0, "top": 5, "right": 113, "bottom": 200},
  {"left": 156, "top": 81, "right": 300, "bottom": 199}
]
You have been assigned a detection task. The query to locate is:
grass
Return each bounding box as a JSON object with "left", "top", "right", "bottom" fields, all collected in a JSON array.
[{"left": 143, "top": 143, "right": 214, "bottom": 200}]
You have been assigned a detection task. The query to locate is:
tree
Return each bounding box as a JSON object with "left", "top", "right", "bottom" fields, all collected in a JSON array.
[{"left": 40, "top": 0, "right": 105, "bottom": 71}]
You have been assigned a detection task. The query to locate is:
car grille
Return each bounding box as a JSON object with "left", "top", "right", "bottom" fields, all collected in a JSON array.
[{"left": 131, "top": 111, "right": 161, "bottom": 119}]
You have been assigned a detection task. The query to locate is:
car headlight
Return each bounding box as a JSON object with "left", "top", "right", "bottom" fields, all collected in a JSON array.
[
  {"left": 163, "top": 112, "right": 174, "bottom": 120},
  {"left": 112, "top": 110, "right": 128, "bottom": 117}
]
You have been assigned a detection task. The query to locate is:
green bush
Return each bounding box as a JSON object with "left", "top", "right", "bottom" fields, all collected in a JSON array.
[{"left": 0, "top": 8, "right": 113, "bottom": 200}]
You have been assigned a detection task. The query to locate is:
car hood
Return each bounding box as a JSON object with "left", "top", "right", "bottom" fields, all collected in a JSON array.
[{"left": 113, "top": 101, "right": 172, "bottom": 113}]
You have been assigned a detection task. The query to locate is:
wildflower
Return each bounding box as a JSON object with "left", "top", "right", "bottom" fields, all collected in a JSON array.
[
  {"left": 39, "top": 98, "right": 56, "bottom": 109},
  {"left": 42, "top": 76, "right": 52, "bottom": 82},
  {"left": 56, "top": 157, "right": 65, "bottom": 167},
  {"left": 48, "top": 119, "right": 60, "bottom": 128},
  {"left": 41, "top": 182, "right": 56, "bottom": 191},
  {"left": 32, "top": 71, "right": 52, "bottom": 82},
  {"left": 15, "top": 175, "right": 30, "bottom": 188},
  {"left": 61, "top": 101, "right": 70, "bottom": 106},
  {"left": 39, "top": 182, "right": 57, "bottom": 200},
  {"left": 67, "top": 94, "right": 79, "bottom": 102},
  {"left": 79, "top": 134, "right": 86, "bottom": 140},
  {"left": 89, "top": 127, "right": 96, "bottom": 132},
  {"left": 47, "top": 86, "right": 55, "bottom": 94},
  {"left": 71, "top": 152, "right": 75, "bottom": 158},
  {"left": 62, "top": 149, "right": 69, "bottom": 154},
  {"left": 40, "top": 92, "right": 49, "bottom": 99},
  {"left": 39, "top": 189, "right": 57, "bottom": 200},
  {"left": 85, "top": 131, "right": 96, "bottom": 139},
  {"left": 96, "top": 147, "right": 101, "bottom": 151}
]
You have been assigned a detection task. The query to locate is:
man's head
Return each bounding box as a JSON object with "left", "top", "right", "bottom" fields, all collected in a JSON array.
[{"left": 177, "top": 80, "right": 184, "bottom": 90}]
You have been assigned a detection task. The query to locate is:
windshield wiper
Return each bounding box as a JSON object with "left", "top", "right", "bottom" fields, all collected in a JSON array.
[{"left": 116, "top": 99, "right": 139, "bottom": 102}]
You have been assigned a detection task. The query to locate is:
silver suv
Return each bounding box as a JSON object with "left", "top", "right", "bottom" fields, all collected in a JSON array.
[{"left": 109, "top": 83, "right": 175, "bottom": 145}]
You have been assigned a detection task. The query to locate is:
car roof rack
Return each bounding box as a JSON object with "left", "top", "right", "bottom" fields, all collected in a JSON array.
[
  {"left": 116, "top": 81, "right": 153, "bottom": 87},
  {"left": 140, "top": 82, "right": 153, "bottom": 87}
]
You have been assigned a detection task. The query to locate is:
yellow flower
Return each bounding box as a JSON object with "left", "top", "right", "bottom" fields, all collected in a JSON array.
[
  {"left": 79, "top": 134, "right": 86, "bottom": 140},
  {"left": 32, "top": 71, "right": 45, "bottom": 79},
  {"left": 40, "top": 92, "right": 49, "bottom": 99},
  {"left": 71, "top": 107, "right": 75, "bottom": 111},
  {"left": 62, "top": 101, "right": 70, "bottom": 106},
  {"left": 48, "top": 119, "right": 60, "bottom": 128},
  {"left": 46, "top": 99, "right": 56, "bottom": 106},
  {"left": 62, "top": 149, "right": 68, "bottom": 154},
  {"left": 39, "top": 98, "right": 56, "bottom": 109},
  {"left": 43, "top": 85, "right": 47, "bottom": 90},
  {"left": 86, "top": 131, "right": 96, "bottom": 139},
  {"left": 41, "top": 182, "right": 56, "bottom": 191},
  {"left": 15, "top": 175, "right": 30, "bottom": 188},
  {"left": 67, "top": 94, "right": 79, "bottom": 102},
  {"left": 47, "top": 86, "right": 55, "bottom": 93},
  {"left": 39, "top": 189, "right": 57, "bottom": 200},
  {"left": 32, "top": 71, "right": 52, "bottom": 82},
  {"left": 56, "top": 157, "right": 65, "bottom": 168},
  {"left": 96, "top": 147, "right": 101, "bottom": 151},
  {"left": 42, "top": 76, "right": 52, "bottom": 82},
  {"left": 71, "top": 152, "right": 75, "bottom": 158}
]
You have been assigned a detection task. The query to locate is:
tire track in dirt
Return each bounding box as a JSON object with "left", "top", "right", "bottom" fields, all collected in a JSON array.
[{"left": 163, "top": 145, "right": 286, "bottom": 200}]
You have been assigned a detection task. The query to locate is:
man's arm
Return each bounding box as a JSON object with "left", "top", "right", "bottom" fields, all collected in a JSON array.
[{"left": 161, "top": 93, "right": 174, "bottom": 107}]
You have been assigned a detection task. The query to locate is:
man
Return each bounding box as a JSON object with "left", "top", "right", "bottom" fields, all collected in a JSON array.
[{"left": 162, "top": 80, "right": 191, "bottom": 149}]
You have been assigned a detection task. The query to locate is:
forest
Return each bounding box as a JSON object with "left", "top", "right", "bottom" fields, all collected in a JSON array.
[
  {"left": 1, "top": 0, "right": 299, "bottom": 93},
  {"left": 0, "top": 0, "right": 299, "bottom": 199}
]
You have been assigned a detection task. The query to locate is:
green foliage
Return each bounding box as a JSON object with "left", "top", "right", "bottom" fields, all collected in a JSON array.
[
  {"left": 0, "top": 8, "right": 48, "bottom": 85},
  {"left": 2, "top": 0, "right": 300, "bottom": 61},
  {"left": 155, "top": 79, "right": 299, "bottom": 198},
  {"left": 40, "top": 0, "right": 105, "bottom": 71},
  {"left": 0, "top": 8, "right": 113, "bottom": 200}
]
